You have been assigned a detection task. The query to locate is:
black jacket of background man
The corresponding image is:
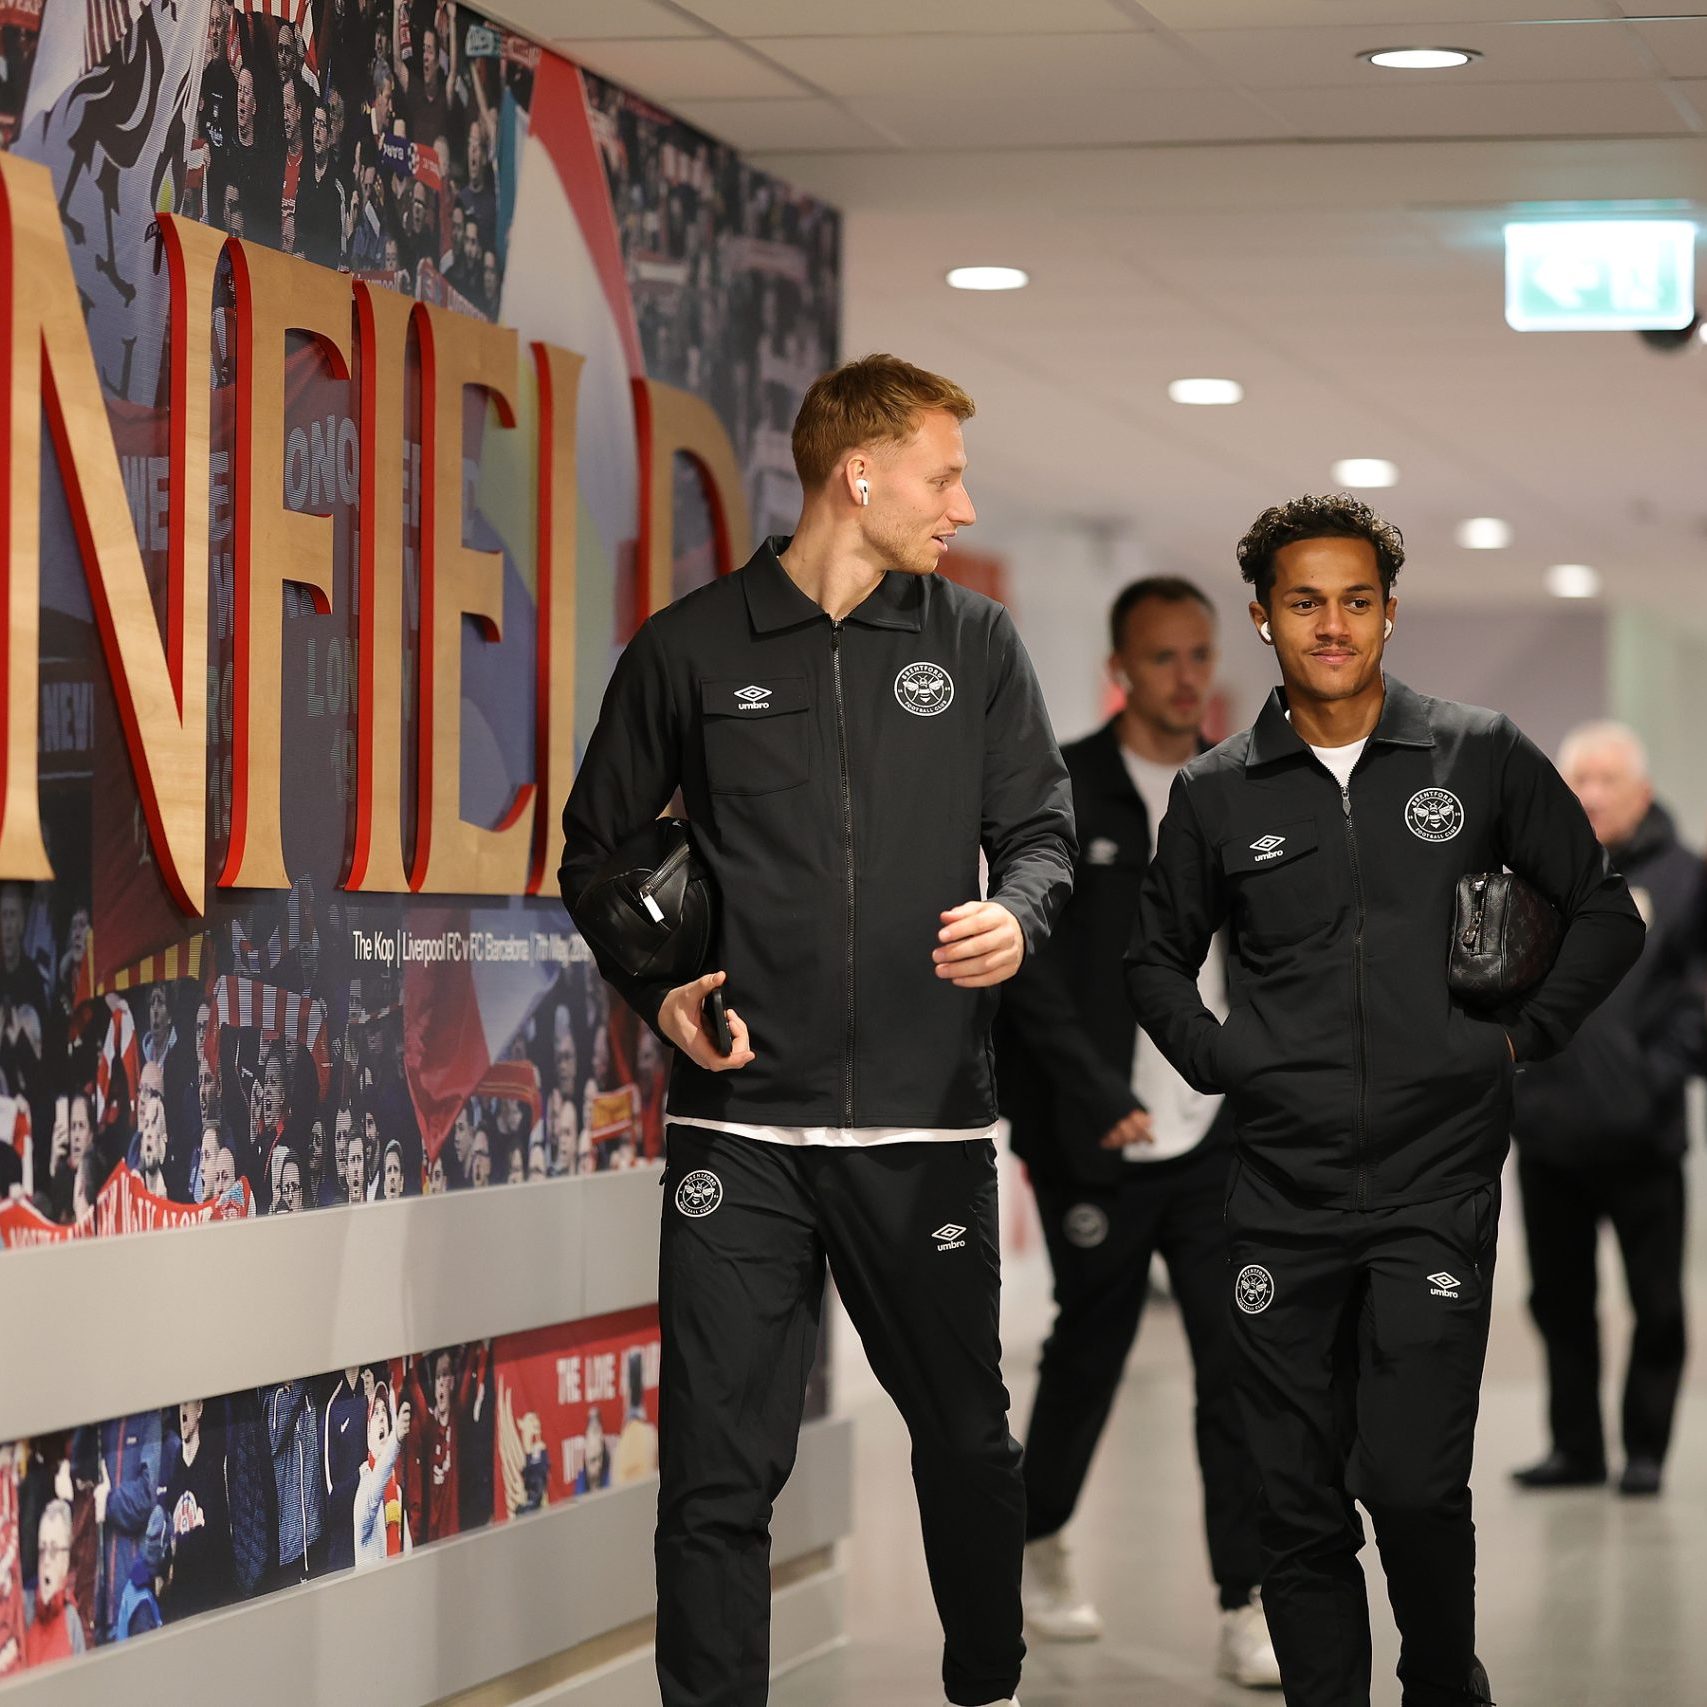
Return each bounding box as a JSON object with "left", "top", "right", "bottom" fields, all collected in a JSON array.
[
  {"left": 1128, "top": 677, "right": 1645, "bottom": 1211},
  {"left": 1513, "top": 802, "right": 1706, "bottom": 1168},
  {"left": 996, "top": 720, "right": 1209, "bottom": 1187},
  {"left": 559, "top": 538, "right": 1076, "bottom": 1131}
]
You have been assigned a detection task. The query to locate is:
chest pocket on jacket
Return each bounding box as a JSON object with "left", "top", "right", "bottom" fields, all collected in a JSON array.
[
  {"left": 700, "top": 677, "right": 810, "bottom": 796},
  {"left": 1218, "top": 818, "right": 1322, "bottom": 948}
]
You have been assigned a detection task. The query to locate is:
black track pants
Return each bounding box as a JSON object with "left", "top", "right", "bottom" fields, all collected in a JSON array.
[
  {"left": 1226, "top": 1162, "right": 1498, "bottom": 1707},
  {"left": 655, "top": 1124, "right": 1025, "bottom": 1707},
  {"left": 1024, "top": 1133, "right": 1262, "bottom": 1610},
  {"left": 1518, "top": 1151, "right": 1688, "bottom": 1469}
]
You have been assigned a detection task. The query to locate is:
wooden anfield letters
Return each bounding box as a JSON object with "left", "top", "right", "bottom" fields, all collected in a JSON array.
[{"left": 0, "top": 153, "right": 750, "bottom": 910}]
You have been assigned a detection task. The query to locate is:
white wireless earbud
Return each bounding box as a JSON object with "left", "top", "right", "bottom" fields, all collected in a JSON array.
[
  {"left": 1383, "top": 619, "right": 1394, "bottom": 639},
  {"left": 1260, "top": 622, "right": 1273, "bottom": 645},
  {"left": 856, "top": 478, "right": 870, "bottom": 506}
]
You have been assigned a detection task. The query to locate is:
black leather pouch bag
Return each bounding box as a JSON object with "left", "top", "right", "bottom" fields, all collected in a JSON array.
[
  {"left": 571, "top": 817, "right": 717, "bottom": 988},
  {"left": 1448, "top": 871, "right": 1561, "bottom": 1006}
]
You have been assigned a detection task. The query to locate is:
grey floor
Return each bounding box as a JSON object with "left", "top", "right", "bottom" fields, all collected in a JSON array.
[{"left": 774, "top": 1152, "right": 1707, "bottom": 1707}]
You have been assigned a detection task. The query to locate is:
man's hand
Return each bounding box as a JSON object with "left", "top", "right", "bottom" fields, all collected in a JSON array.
[
  {"left": 1099, "top": 1109, "right": 1155, "bottom": 1151},
  {"left": 934, "top": 902, "right": 1025, "bottom": 988},
  {"left": 658, "top": 971, "right": 755, "bottom": 1072}
]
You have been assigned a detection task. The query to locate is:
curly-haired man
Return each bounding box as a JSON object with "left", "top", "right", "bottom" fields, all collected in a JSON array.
[{"left": 1127, "top": 493, "right": 1644, "bottom": 1707}]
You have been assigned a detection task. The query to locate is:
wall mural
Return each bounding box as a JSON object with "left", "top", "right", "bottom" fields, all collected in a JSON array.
[{"left": 0, "top": 0, "right": 839, "bottom": 1677}]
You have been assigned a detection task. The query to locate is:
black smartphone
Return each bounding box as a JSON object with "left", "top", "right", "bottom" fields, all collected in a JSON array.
[{"left": 704, "top": 988, "right": 733, "bottom": 1057}]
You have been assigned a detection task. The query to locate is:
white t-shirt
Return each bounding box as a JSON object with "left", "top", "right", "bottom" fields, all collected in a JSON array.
[
  {"left": 1309, "top": 736, "right": 1367, "bottom": 791},
  {"left": 1121, "top": 746, "right": 1226, "bottom": 1162},
  {"left": 1284, "top": 709, "right": 1368, "bottom": 791},
  {"left": 663, "top": 1115, "right": 998, "bottom": 1148}
]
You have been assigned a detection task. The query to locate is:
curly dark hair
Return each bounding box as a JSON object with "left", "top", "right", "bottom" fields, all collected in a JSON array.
[{"left": 1236, "top": 493, "right": 1405, "bottom": 606}]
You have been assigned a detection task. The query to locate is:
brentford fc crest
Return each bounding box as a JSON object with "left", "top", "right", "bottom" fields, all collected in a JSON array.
[
  {"left": 1405, "top": 787, "right": 1463, "bottom": 843},
  {"left": 675, "top": 1170, "right": 723, "bottom": 1218},
  {"left": 1235, "top": 1263, "right": 1275, "bottom": 1315},
  {"left": 894, "top": 661, "right": 954, "bottom": 717}
]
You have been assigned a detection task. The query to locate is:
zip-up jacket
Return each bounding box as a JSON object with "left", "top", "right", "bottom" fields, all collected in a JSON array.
[
  {"left": 1128, "top": 677, "right": 1645, "bottom": 1209},
  {"left": 559, "top": 538, "right": 1076, "bottom": 1130},
  {"left": 1513, "top": 802, "right": 1707, "bottom": 1168},
  {"left": 995, "top": 722, "right": 1216, "bottom": 1186}
]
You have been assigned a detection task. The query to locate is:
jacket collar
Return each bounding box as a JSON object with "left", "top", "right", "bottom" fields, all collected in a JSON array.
[
  {"left": 1613, "top": 801, "right": 1674, "bottom": 866},
  {"left": 1085, "top": 718, "right": 1211, "bottom": 802},
  {"left": 1245, "top": 674, "right": 1435, "bottom": 770},
  {"left": 741, "top": 535, "right": 926, "bottom": 634}
]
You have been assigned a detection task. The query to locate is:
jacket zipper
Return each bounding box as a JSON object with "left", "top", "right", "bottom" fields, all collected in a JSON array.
[
  {"left": 831, "top": 622, "right": 856, "bottom": 1125},
  {"left": 1341, "top": 783, "right": 1371, "bottom": 1209}
]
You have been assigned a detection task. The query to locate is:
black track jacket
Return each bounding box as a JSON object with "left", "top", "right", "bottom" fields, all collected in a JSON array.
[
  {"left": 1127, "top": 677, "right": 1645, "bottom": 1209},
  {"left": 559, "top": 538, "right": 1076, "bottom": 1131},
  {"left": 995, "top": 721, "right": 1213, "bottom": 1187},
  {"left": 1513, "top": 802, "right": 1707, "bottom": 1168}
]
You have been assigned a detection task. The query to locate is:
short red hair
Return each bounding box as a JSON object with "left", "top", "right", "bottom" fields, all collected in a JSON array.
[{"left": 791, "top": 353, "right": 975, "bottom": 489}]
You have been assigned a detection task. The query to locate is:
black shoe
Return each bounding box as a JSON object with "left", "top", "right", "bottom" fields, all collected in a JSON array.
[
  {"left": 1470, "top": 1656, "right": 1494, "bottom": 1704},
  {"left": 1510, "top": 1451, "right": 1606, "bottom": 1489},
  {"left": 1618, "top": 1457, "right": 1663, "bottom": 1496}
]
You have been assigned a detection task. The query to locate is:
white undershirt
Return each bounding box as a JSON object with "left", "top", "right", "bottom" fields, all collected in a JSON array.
[
  {"left": 1285, "top": 709, "right": 1367, "bottom": 791},
  {"left": 1122, "top": 746, "right": 1226, "bottom": 1162},
  {"left": 1309, "top": 736, "right": 1367, "bottom": 790},
  {"left": 663, "top": 1114, "right": 999, "bottom": 1148}
]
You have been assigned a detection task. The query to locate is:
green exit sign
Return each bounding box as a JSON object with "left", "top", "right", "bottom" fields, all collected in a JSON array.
[{"left": 1505, "top": 220, "right": 1696, "bottom": 332}]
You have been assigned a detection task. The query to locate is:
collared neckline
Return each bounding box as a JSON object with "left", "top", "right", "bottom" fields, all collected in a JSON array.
[
  {"left": 1085, "top": 718, "right": 1210, "bottom": 801},
  {"left": 740, "top": 536, "right": 926, "bottom": 634},
  {"left": 1245, "top": 674, "right": 1436, "bottom": 769}
]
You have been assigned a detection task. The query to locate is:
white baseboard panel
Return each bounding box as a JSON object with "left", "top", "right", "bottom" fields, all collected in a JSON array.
[
  {"left": 0, "top": 1169, "right": 664, "bottom": 1442},
  {"left": 506, "top": 1565, "right": 846, "bottom": 1707}
]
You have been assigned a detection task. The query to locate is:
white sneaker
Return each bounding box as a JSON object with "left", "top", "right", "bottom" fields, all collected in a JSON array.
[
  {"left": 1022, "top": 1534, "right": 1103, "bottom": 1641},
  {"left": 1216, "top": 1593, "right": 1283, "bottom": 1689}
]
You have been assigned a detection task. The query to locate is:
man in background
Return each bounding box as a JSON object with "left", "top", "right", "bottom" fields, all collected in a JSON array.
[
  {"left": 1512, "top": 721, "right": 1706, "bottom": 1497},
  {"left": 996, "top": 577, "right": 1277, "bottom": 1688}
]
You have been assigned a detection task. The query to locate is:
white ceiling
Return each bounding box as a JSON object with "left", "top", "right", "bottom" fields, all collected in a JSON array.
[{"left": 486, "top": 0, "right": 1707, "bottom": 612}]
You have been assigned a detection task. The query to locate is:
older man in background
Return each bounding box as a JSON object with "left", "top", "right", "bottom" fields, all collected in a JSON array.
[{"left": 1512, "top": 721, "right": 1707, "bottom": 1497}]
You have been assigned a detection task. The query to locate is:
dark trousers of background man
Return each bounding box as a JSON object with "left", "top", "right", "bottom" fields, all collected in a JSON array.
[
  {"left": 1519, "top": 1151, "right": 1688, "bottom": 1471},
  {"left": 1024, "top": 1120, "right": 1262, "bottom": 1610},
  {"left": 1226, "top": 1162, "right": 1498, "bottom": 1707},
  {"left": 654, "top": 1124, "right": 1026, "bottom": 1707}
]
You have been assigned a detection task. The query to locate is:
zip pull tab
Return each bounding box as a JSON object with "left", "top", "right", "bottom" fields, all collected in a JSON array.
[
  {"left": 637, "top": 839, "right": 691, "bottom": 927},
  {"left": 1461, "top": 875, "right": 1488, "bottom": 950},
  {"left": 1340, "top": 786, "right": 1351, "bottom": 819}
]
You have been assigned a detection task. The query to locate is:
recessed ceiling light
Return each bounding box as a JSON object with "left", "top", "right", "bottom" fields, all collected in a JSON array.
[
  {"left": 1455, "top": 517, "right": 1512, "bottom": 550},
  {"left": 1330, "top": 458, "right": 1399, "bottom": 489},
  {"left": 946, "top": 266, "right": 1029, "bottom": 292},
  {"left": 1168, "top": 378, "right": 1244, "bottom": 406},
  {"left": 1365, "top": 48, "right": 1478, "bottom": 71},
  {"left": 1545, "top": 563, "right": 1601, "bottom": 599}
]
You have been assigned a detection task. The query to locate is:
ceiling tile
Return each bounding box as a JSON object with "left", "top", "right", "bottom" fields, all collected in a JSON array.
[
  {"left": 752, "top": 31, "right": 1207, "bottom": 99},
  {"left": 1629, "top": 18, "right": 1707, "bottom": 78},
  {"left": 549, "top": 37, "right": 808, "bottom": 99},
  {"left": 1141, "top": 0, "right": 1617, "bottom": 26},
  {"left": 668, "top": 98, "right": 898, "bottom": 151},
  {"left": 493, "top": 0, "right": 699, "bottom": 38},
  {"left": 677, "top": 0, "right": 1138, "bottom": 34},
  {"left": 842, "top": 88, "right": 1286, "bottom": 150},
  {"left": 1261, "top": 78, "right": 1689, "bottom": 139},
  {"left": 1177, "top": 21, "right": 1654, "bottom": 89}
]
